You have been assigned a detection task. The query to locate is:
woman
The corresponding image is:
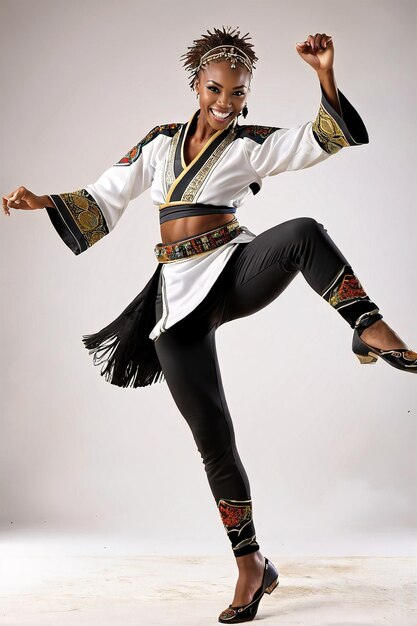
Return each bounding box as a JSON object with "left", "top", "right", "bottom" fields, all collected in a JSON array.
[{"left": 3, "top": 25, "right": 416, "bottom": 624}]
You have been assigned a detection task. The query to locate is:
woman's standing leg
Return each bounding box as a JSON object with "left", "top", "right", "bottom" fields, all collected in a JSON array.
[
  {"left": 154, "top": 325, "right": 256, "bottom": 530},
  {"left": 153, "top": 277, "right": 270, "bottom": 607}
]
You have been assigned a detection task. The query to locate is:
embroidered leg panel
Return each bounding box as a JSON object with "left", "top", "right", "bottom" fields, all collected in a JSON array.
[
  {"left": 218, "top": 498, "right": 260, "bottom": 557},
  {"left": 321, "top": 264, "right": 383, "bottom": 331}
]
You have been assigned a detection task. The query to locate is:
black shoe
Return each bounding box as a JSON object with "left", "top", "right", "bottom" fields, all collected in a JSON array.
[
  {"left": 218, "top": 557, "right": 279, "bottom": 624},
  {"left": 352, "top": 329, "right": 417, "bottom": 373}
]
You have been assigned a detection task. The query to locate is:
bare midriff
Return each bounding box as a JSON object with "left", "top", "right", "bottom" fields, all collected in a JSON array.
[{"left": 160, "top": 213, "right": 236, "bottom": 244}]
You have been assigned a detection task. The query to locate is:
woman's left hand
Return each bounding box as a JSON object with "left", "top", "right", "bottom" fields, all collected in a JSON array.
[{"left": 296, "top": 33, "right": 334, "bottom": 71}]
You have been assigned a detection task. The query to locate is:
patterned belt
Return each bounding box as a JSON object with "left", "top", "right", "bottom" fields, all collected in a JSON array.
[{"left": 154, "top": 217, "right": 243, "bottom": 263}]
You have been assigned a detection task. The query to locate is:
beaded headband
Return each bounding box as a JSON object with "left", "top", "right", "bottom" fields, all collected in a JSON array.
[{"left": 195, "top": 45, "right": 254, "bottom": 75}]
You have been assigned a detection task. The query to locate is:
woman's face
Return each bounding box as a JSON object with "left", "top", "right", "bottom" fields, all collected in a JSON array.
[{"left": 195, "top": 59, "right": 251, "bottom": 130}]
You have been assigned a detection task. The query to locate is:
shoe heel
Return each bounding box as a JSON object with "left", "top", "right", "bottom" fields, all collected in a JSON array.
[
  {"left": 265, "top": 577, "right": 279, "bottom": 594},
  {"left": 356, "top": 353, "right": 378, "bottom": 365},
  {"left": 352, "top": 329, "right": 379, "bottom": 365}
]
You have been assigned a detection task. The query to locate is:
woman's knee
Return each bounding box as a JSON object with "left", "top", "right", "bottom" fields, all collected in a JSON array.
[{"left": 281, "top": 216, "right": 322, "bottom": 238}]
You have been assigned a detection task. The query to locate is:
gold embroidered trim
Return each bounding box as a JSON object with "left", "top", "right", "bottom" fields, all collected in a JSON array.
[
  {"left": 60, "top": 189, "right": 108, "bottom": 247},
  {"left": 159, "top": 201, "right": 198, "bottom": 211},
  {"left": 165, "top": 128, "right": 182, "bottom": 190},
  {"left": 312, "top": 103, "right": 349, "bottom": 155},
  {"left": 181, "top": 130, "right": 236, "bottom": 202},
  {"left": 165, "top": 110, "right": 237, "bottom": 204}
]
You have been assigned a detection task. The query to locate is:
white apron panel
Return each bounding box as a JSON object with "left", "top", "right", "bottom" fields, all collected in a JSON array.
[{"left": 149, "top": 226, "right": 256, "bottom": 341}]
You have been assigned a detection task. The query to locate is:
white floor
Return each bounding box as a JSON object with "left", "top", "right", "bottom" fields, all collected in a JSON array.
[{"left": 1, "top": 552, "right": 416, "bottom": 625}]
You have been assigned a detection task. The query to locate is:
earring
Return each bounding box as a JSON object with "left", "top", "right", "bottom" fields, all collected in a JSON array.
[{"left": 242, "top": 103, "right": 248, "bottom": 119}]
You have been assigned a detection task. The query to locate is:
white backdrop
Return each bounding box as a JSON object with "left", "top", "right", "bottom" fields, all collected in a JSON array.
[{"left": 1, "top": 0, "right": 416, "bottom": 556}]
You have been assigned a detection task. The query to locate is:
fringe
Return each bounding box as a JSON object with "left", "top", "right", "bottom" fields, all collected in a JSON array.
[{"left": 81, "top": 264, "right": 166, "bottom": 388}]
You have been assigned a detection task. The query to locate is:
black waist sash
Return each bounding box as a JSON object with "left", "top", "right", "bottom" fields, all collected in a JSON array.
[{"left": 159, "top": 203, "right": 236, "bottom": 224}]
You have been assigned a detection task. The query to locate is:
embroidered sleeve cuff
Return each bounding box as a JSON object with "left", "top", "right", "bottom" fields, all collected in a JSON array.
[
  {"left": 45, "top": 189, "right": 109, "bottom": 255},
  {"left": 312, "top": 88, "right": 369, "bottom": 155}
]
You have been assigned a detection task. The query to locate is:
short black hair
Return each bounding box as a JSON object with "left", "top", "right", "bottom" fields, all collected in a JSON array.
[{"left": 181, "top": 26, "right": 258, "bottom": 90}]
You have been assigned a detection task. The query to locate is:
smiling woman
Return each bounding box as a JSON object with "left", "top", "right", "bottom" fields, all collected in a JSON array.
[
  {"left": 3, "top": 23, "right": 417, "bottom": 626},
  {"left": 194, "top": 62, "right": 250, "bottom": 127},
  {"left": 184, "top": 61, "right": 249, "bottom": 171}
]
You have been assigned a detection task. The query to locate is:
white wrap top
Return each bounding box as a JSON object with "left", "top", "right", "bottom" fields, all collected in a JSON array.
[{"left": 45, "top": 88, "right": 368, "bottom": 340}]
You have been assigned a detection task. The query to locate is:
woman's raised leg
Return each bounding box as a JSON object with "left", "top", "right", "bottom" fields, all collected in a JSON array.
[
  {"left": 219, "top": 217, "right": 381, "bottom": 327},
  {"left": 218, "top": 217, "right": 416, "bottom": 368}
]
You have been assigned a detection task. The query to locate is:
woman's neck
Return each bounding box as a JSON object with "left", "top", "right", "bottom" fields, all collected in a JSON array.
[{"left": 192, "top": 109, "right": 218, "bottom": 143}]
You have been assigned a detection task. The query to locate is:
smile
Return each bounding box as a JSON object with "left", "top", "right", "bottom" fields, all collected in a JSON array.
[{"left": 210, "top": 108, "right": 233, "bottom": 122}]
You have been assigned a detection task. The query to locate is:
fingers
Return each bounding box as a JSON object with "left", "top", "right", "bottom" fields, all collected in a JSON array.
[
  {"left": 2, "top": 187, "right": 25, "bottom": 216},
  {"left": 2, "top": 198, "right": 10, "bottom": 216},
  {"left": 314, "top": 33, "right": 322, "bottom": 50},
  {"left": 298, "top": 33, "right": 333, "bottom": 52},
  {"left": 295, "top": 41, "right": 309, "bottom": 50},
  {"left": 322, "top": 34, "right": 332, "bottom": 48},
  {"left": 2, "top": 193, "right": 16, "bottom": 216}
]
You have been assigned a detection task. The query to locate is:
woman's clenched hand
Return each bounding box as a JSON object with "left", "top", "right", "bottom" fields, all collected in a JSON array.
[{"left": 295, "top": 33, "right": 334, "bottom": 72}]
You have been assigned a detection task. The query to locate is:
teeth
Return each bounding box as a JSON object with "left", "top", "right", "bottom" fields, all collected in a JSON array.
[{"left": 211, "top": 108, "right": 232, "bottom": 120}]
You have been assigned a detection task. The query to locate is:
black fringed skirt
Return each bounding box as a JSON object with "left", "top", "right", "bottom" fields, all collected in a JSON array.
[{"left": 82, "top": 263, "right": 165, "bottom": 388}]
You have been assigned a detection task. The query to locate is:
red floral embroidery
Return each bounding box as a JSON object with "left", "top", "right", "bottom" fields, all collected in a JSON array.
[
  {"left": 329, "top": 274, "right": 367, "bottom": 307},
  {"left": 116, "top": 123, "right": 181, "bottom": 166},
  {"left": 243, "top": 125, "right": 275, "bottom": 138},
  {"left": 218, "top": 500, "right": 252, "bottom": 529},
  {"left": 117, "top": 145, "right": 141, "bottom": 165}
]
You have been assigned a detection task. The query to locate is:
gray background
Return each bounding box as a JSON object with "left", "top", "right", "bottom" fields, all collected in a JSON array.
[{"left": 1, "top": 0, "right": 416, "bottom": 556}]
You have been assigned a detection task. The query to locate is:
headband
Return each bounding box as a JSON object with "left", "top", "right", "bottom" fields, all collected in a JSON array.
[{"left": 195, "top": 45, "right": 254, "bottom": 75}]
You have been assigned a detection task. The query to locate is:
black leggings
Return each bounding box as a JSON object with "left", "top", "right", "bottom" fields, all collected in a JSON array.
[{"left": 153, "top": 217, "right": 382, "bottom": 558}]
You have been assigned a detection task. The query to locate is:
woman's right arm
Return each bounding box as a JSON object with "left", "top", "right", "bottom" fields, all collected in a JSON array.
[
  {"left": 2, "top": 129, "right": 159, "bottom": 256},
  {"left": 2, "top": 123, "right": 179, "bottom": 255}
]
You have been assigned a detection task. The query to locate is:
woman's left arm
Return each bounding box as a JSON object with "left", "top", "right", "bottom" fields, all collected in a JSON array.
[
  {"left": 296, "top": 33, "right": 369, "bottom": 155},
  {"left": 296, "top": 33, "right": 341, "bottom": 115},
  {"left": 243, "top": 34, "right": 369, "bottom": 179}
]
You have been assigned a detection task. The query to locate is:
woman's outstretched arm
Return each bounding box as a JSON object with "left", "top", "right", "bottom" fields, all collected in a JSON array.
[
  {"left": 2, "top": 124, "right": 180, "bottom": 255},
  {"left": 2, "top": 128, "right": 160, "bottom": 256}
]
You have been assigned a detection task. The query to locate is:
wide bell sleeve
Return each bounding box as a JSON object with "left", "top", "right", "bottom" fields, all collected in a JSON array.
[
  {"left": 44, "top": 126, "right": 160, "bottom": 255},
  {"left": 243, "top": 88, "right": 369, "bottom": 179}
]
